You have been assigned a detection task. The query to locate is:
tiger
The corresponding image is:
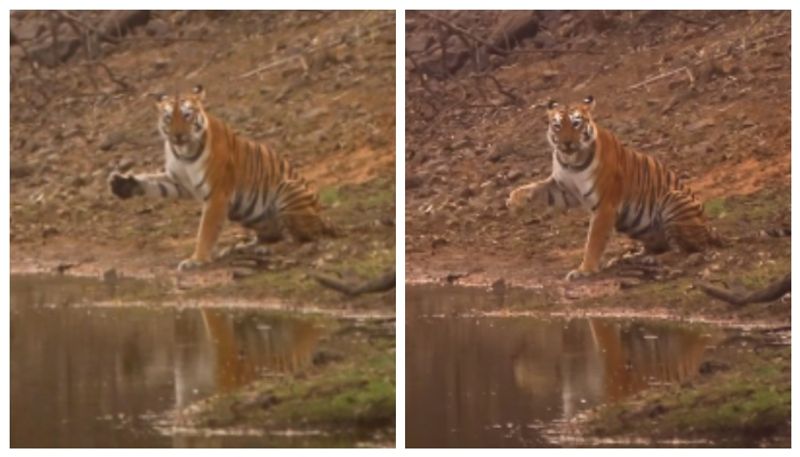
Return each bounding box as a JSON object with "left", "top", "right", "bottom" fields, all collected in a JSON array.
[
  {"left": 506, "top": 95, "right": 718, "bottom": 281},
  {"left": 108, "top": 85, "right": 328, "bottom": 271}
]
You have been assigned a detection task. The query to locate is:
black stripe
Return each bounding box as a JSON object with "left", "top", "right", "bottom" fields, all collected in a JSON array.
[
  {"left": 629, "top": 223, "right": 652, "bottom": 238},
  {"left": 616, "top": 203, "right": 630, "bottom": 231},
  {"left": 591, "top": 201, "right": 599, "bottom": 212},
  {"left": 641, "top": 156, "right": 650, "bottom": 185},
  {"left": 228, "top": 193, "right": 242, "bottom": 221},
  {"left": 241, "top": 192, "right": 259, "bottom": 220},
  {"left": 547, "top": 187, "right": 554, "bottom": 206},
  {"left": 158, "top": 182, "right": 167, "bottom": 197},
  {"left": 629, "top": 202, "right": 645, "bottom": 230},
  {"left": 663, "top": 204, "right": 701, "bottom": 224}
]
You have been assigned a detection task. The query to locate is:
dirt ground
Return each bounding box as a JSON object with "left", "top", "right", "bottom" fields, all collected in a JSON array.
[
  {"left": 406, "top": 10, "right": 790, "bottom": 323},
  {"left": 10, "top": 11, "right": 396, "bottom": 309}
]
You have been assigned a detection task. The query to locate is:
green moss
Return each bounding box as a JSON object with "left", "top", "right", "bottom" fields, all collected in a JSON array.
[
  {"left": 272, "top": 351, "right": 395, "bottom": 427},
  {"left": 587, "top": 346, "right": 790, "bottom": 446},
  {"left": 187, "top": 319, "right": 395, "bottom": 434},
  {"left": 319, "top": 186, "right": 342, "bottom": 207},
  {"left": 704, "top": 198, "right": 727, "bottom": 219}
]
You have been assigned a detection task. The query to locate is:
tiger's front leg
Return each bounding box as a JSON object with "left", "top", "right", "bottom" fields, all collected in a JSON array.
[
  {"left": 109, "top": 171, "right": 191, "bottom": 199},
  {"left": 178, "top": 192, "right": 229, "bottom": 272},
  {"left": 566, "top": 202, "right": 616, "bottom": 281},
  {"left": 506, "top": 176, "right": 578, "bottom": 216}
]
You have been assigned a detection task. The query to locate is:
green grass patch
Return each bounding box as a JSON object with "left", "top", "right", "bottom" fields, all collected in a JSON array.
[
  {"left": 704, "top": 197, "right": 727, "bottom": 219},
  {"left": 187, "top": 319, "right": 396, "bottom": 435},
  {"left": 587, "top": 346, "right": 790, "bottom": 446}
]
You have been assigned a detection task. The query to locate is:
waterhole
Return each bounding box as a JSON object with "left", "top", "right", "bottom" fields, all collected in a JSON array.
[
  {"left": 10, "top": 274, "right": 331, "bottom": 447},
  {"left": 406, "top": 285, "right": 721, "bottom": 448}
]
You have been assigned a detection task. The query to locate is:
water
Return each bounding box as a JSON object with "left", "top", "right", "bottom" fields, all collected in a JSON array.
[
  {"left": 10, "top": 274, "right": 330, "bottom": 448},
  {"left": 405, "top": 285, "right": 718, "bottom": 448}
]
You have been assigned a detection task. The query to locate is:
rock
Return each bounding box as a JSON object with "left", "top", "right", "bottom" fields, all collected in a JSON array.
[
  {"left": 10, "top": 163, "right": 34, "bottom": 180},
  {"left": 71, "top": 175, "right": 89, "bottom": 188},
  {"left": 103, "top": 268, "right": 118, "bottom": 283},
  {"left": 619, "top": 279, "right": 643, "bottom": 289},
  {"left": 490, "top": 278, "right": 506, "bottom": 294},
  {"left": 431, "top": 237, "right": 448, "bottom": 250},
  {"left": 406, "top": 33, "right": 434, "bottom": 54},
  {"left": 117, "top": 158, "right": 135, "bottom": 172},
  {"left": 41, "top": 225, "right": 59, "bottom": 238},
  {"left": 683, "top": 252, "right": 705, "bottom": 267},
  {"left": 99, "top": 132, "right": 126, "bottom": 151},
  {"left": 312, "top": 349, "right": 344, "bottom": 366},
  {"left": 145, "top": 18, "right": 171, "bottom": 37},
  {"left": 445, "top": 271, "right": 469, "bottom": 283},
  {"left": 459, "top": 185, "right": 477, "bottom": 199},
  {"left": 506, "top": 169, "right": 524, "bottom": 182},
  {"left": 231, "top": 268, "right": 257, "bottom": 280},
  {"left": 698, "top": 360, "right": 729, "bottom": 375},
  {"left": 488, "top": 143, "right": 516, "bottom": 162}
]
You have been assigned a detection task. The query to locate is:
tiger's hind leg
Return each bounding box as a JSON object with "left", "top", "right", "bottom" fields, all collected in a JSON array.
[
  {"left": 277, "top": 179, "right": 329, "bottom": 243},
  {"left": 284, "top": 210, "right": 327, "bottom": 243},
  {"left": 256, "top": 218, "right": 285, "bottom": 244},
  {"left": 660, "top": 190, "right": 713, "bottom": 253}
]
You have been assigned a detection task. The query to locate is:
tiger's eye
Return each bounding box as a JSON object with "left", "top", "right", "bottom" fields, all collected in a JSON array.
[{"left": 571, "top": 118, "right": 582, "bottom": 128}]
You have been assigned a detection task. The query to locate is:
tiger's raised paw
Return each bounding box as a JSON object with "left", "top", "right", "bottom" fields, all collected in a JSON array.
[
  {"left": 177, "top": 257, "right": 207, "bottom": 272},
  {"left": 506, "top": 188, "right": 529, "bottom": 216},
  {"left": 108, "top": 173, "right": 141, "bottom": 199}
]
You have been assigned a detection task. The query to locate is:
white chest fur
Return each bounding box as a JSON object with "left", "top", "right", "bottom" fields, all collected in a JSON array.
[
  {"left": 551, "top": 151, "right": 599, "bottom": 211},
  {"left": 164, "top": 142, "right": 210, "bottom": 200}
]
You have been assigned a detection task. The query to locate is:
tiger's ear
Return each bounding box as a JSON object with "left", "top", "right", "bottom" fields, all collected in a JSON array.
[
  {"left": 583, "top": 95, "right": 595, "bottom": 111},
  {"left": 191, "top": 84, "right": 206, "bottom": 101}
]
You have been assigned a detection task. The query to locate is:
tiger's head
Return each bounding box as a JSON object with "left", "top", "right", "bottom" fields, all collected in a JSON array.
[
  {"left": 546, "top": 96, "right": 597, "bottom": 158},
  {"left": 154, "top": 85, "right": 208, "bottom": 156}
]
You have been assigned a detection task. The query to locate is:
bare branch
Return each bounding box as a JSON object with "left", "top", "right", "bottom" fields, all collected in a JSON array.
[{"left": 695, "top": 273, "right": 790, "bottom": 307}]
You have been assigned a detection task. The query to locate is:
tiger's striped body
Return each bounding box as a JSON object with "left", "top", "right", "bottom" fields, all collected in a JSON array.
[
  {"left": 507, "top": 96, "right": 715, "bottom": 280},
  {"left": 109, "top": 85, "right": 326, "bottom": 271}
]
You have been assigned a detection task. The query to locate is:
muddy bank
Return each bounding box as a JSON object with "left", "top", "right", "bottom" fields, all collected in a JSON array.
[{"left": 566, "top": 332, "right": 790, "bottom": 447}]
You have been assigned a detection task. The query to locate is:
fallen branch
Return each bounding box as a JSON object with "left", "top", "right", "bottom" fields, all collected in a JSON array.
[
  {"left": 628, "top": 66, "right": 694, "bottom": 91},
  {"left": 479, "top": 73, "right": 524, "bottom": 105},
  {"left": 238, "top": 55, "right": 308, "bottom": 79},
  {"left": 695, "top": 273, "right": 790, "bottom": 307},
  {"left": 310, "top": 269, "right": 395, "bottom": 296},
  {"left": 81, "top": 61, "right": 134, "bottom": 92},
  {"left": 55, "top": 11, "right": 120, "bottom": 45}
]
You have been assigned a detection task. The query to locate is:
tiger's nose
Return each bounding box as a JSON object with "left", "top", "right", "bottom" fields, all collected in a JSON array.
[
  {"left": 173, "top": 133, "right": 188, "bottom": 144},
  {"left": 563, "top": 141, "right": 574, "bottom": 151}
]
